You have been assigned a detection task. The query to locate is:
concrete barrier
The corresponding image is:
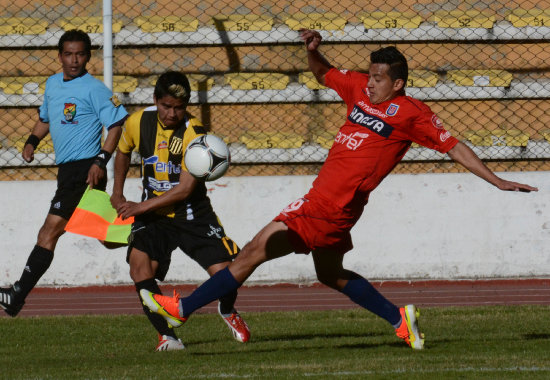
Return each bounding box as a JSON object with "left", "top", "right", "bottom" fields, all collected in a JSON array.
[{"left": 0, "top": 170, "right": 548, "bottom": 286}]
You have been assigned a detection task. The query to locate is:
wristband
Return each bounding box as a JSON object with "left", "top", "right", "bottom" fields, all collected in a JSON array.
[
  {"left": 25, "top": 134, "right": 40, "bottom": 149},
  {"left": 93, "top": 149, "right": 112, "bottom": 170}
]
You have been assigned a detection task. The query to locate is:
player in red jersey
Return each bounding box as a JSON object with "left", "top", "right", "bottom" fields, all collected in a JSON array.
[{"left": 139, "top": 29, "right": 538, "bottom": 350}]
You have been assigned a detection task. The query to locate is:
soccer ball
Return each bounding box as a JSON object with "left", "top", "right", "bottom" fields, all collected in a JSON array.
[{"left": 184, "top": 135, "right": 230, "bottom": 181}]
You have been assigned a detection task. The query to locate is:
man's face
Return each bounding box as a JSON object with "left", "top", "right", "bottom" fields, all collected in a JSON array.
[
  {"left": 58, "top": 41, "right": 90, "bottom": 80},
  {"left": 155, "top": 95, "right": 187, "bottom": 128},
  {"left": 367, "top": 63, "right": 404, "bottom": 104}
]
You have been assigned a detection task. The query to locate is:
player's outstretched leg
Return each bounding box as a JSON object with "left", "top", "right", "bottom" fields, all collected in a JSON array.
[
  {"left": 140, "top": 289, "right": 187, "bottom": 328},
  {"left": 0, "top": 281, "right": 25, "bottom": 317},
  {"left": 218, "top": 301, "right": 250, "bottom": 343},
  {"left": 395, "top": 304, "right": 425, "bottom": 350}
]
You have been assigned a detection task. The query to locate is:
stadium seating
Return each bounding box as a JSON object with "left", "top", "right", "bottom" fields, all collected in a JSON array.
[
  {"left": 211, "top": 15, "right": 274, "bottom": 31},
  {"left": 0, "top": 18, "right": 48, "bottom": 35},
  {"left": 299, "top": 72, "right": 327, "bottom": 90},
  {"left": 431, "top": 10, "right": 496, "bottom": 28},
  {"left": 359, "top": 12, "right": 423, "bottom": 29},
  {"left": 10, "top": 135, "right": 54, "bottom": 154},
  {"left": 507, "top": 9, "right": 550, "bottom": 27},
  {"left": 134, "top": 16, "right": 199, "bottom": 32},
  {"left": 464, "top": 129, "right": 529, "bottom": 147},
  {"left": 224, "top": 73, "right": 289, "bottom": 90},
  {"left": 283, "top": 13, "right": 347, "bottom": 30},
  {"left": 407, "top": 70, "right": 438, "bottom": 87},
  {"left": 240, "top": 131, "right": 305, "bottom": 149},
  {"left": 448, "top": 70, "right": 513, "bottom": 87},
  {"left": 1, "top": 2, "right": 549, "bottom": 171},
  {"left": 95, "top": 76, "right": 139, "bottom": 93},
  {"left": 314, "top": 131, "right": 336, "bottom": 149},
  {"left": 149, "top": 74, "right": 215, "bottom": 91},
  {"left": 58, "top": 17, "right": 123, "bottom": 33},
  {"left": 0, "top": 76, "right": 47, "bottom": 94}
]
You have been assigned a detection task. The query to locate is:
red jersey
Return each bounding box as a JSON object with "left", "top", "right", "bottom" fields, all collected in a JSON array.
[{"left": 310, "top": 68, "right": 459, "bottom": 219}]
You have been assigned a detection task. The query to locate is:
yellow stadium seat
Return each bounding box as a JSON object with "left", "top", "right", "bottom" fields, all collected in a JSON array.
[
  {"left": 407, "top": 70, "right": 438, "bottom": 88},
  {"left": 0, "top": 18, "right": 48, "bottom": 35},
  {"left": 212, "top": 15, "right": 273, "bottom": 31},
  {"left": 314, "top": 131, "right": 336, "bottom": 149},
  {"left": 134, "top": 16, "right": 198, "bottom": 33},
  {"left": 225, "top": 73, "right": 289, "bottom": 90},
  {"left": 284, "top": 13, "right": 347, "bottom": 30},
  {"left": 0, "top": 76, "right": 47, "bottom": 94},
  {"left": 299, "top": 72, "right": 326, "bottom": 90},
  {"left": 11, "top": 135, "right": 54, "bottom": 154},
  {"left": 464, "top": 129, "right": 529, "bottom": 147},
  {"left": 148, "top": 74, "right": 214, "bottom": 91},
  {"left": 448, "top": 70, "right": 513, "bottom": 87},
  {"left": 59, "top": 17, "right": 123, "bottom": 33},
  {"left": 240, "top": 131, "right": 304, "bottom": 149},
  {"left": 542, "top": 130, "right": 550, "bottom": 143},
  {"left": 96, "top": 76, "right": 138, "bottom": 93},
  {"left": 432, "top": 10, "right": 496, "bottom": 28},
  {"left": 359, "top": 12, "right": 423, "bottom": 29},
  {"left": 507, "top": 9, "right": 550, "bottom": 27}
]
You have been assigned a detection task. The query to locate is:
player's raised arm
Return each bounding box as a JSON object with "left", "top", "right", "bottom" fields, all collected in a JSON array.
[
  {"left": 299, "top": 29, "right": 333, "bottom": 86},
  {"left": 447, "top": 141, "right": 538, "bottom": 192}
]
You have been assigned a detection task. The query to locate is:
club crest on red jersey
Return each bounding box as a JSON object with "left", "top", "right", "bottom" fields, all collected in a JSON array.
[
  {"left": 386, "top": 103, "right": 399, "bottom": 116},
  {"left": 431, "top": 114, "right": 444, "bottom": 129}
]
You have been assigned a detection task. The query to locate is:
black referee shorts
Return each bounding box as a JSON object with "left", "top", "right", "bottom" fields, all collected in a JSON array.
[
  {"left": 127, "top": 213, "right": 240, "bottom": 281},
  {"left": 49, "top": 158, "right": 107, "bottom": 220}
]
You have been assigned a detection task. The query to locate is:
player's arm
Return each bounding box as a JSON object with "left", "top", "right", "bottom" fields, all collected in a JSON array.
[
  {"left": 87, "top": 124, "right": 123, "bottom": 188},
  {"left": 447, "top": 141, "right": 538, "bottom": 192},
  {"left": 22, "top": 119, "right": 50, "bottom": 163},
  {"left": 300, "top": 29, "right": 333, "bottom": 86},
  {"left": 116, "top": 171, "right": 198, "bottom": 220},
  {"left": 110, "top": 148, "right": 130, "bottom": 209}
]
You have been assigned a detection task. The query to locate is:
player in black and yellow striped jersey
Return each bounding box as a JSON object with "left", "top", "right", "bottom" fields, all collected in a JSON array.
[{"left": 111, "top": 71, "right": 250, "bottom": 351}]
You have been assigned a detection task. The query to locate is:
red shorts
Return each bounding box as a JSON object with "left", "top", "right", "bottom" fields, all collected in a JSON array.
[{"left": 273, "top": 194, "right": 357, "bottom": 255}]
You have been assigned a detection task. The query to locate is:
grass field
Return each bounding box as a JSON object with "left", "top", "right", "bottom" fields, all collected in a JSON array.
[{"left": 1, "top": 306, "right": 550, "bottom": 379}]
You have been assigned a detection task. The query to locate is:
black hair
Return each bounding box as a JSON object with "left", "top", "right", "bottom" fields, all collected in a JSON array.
[
  {"left": 370, "top": 46, "right": 409, "bottom": 86},
  {"left": 154, "top": 71, "right": 191, "bottom": 103},
  {"left": 58, "top": 29, "right": 92, "bottom": 56}
]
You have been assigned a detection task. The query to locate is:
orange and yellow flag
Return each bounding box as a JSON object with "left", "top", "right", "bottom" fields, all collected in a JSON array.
[{"left": 65, "top": 188, "right": 134, "bottom": 244}]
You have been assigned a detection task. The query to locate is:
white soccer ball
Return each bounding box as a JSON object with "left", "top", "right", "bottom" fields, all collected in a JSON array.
[{"left": 184, "top": 135, "right": 230, "bottom": 181}]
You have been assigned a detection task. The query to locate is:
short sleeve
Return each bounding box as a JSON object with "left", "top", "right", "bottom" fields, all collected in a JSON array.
[
  {"left": 324, "top": 68, "right": 362, "bottom": 105},
  {"left": 38, "top": 78, "right": 52, "bottom": 122},
  {"left": 117, "top": 112, "right": 140, "bottom": 154},
  {"left": 89, "top": 81, "right": 129, "bottom": 129},
  {"left": 407, "top": 106, "right": 458, "bottom": 154}
]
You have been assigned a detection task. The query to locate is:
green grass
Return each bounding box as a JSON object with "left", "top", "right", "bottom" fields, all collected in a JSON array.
[{"left": 1, "top": 306, "right": 550, "bottom": 379}]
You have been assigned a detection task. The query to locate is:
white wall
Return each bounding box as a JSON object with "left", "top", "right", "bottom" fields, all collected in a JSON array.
[{"left": 0, "top": 171, "right": 548, "bottom": 287}]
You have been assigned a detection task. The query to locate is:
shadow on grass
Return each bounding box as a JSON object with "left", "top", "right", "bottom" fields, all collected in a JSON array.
[
  {"left": 523, "top": 333, "right": 550, "bottom": 340},
  {"left": 188, "top": 330, "right": 383, "bottom": 346}
]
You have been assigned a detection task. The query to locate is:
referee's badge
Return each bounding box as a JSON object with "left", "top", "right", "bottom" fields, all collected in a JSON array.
[{"left": 169, "top": 137, "right": 183, "bottom": 155}]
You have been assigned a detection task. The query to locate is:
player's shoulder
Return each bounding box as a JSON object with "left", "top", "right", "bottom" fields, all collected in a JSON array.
[
  {"left": 328, "top": 67, "right": 367, "bottom": 81},
  {"left": 395, "top": 95, "right": 432, "bottom": 114},
  {"left": 44, "top": 72, "right": 63, "bottom": 88},
  {"left": 185, "top": 112, "right": 207, "bottom": 135},
  {"left": 128, "top": 106, "right": 150, "bottom": 123},
  {"left": 82, "top": 73, "right": 110, "bottom": 89}
]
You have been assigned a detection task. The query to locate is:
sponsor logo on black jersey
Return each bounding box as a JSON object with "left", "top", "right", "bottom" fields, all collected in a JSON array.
[{"left": 348, "top": 105, "right": 394, "bottom": 138}]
